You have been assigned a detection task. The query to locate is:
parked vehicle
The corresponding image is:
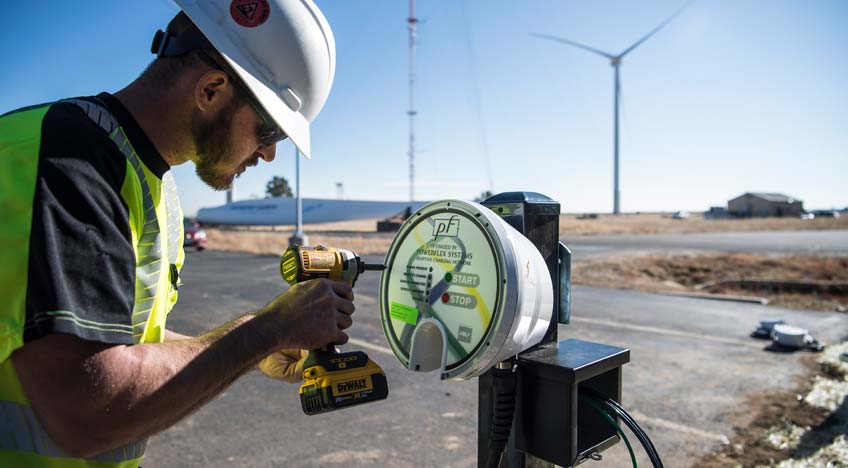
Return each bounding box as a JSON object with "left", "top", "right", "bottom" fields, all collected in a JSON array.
[
  {"left": 184, "top": 219, "right": 208, "bottom": 251},
  {"left": 810, "top": 210, "right": 841, "bottom": 219},
  {"left": 704, "top": 206, "right": 729, "bottom": 219}
]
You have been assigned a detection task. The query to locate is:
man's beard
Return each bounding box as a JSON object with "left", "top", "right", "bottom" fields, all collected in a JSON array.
[{"left": 192, "top": 98, "right": 243, "bottom": 190}]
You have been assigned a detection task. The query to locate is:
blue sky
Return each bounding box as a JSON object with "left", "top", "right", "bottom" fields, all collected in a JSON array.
[{"left": 1, "top": 1, "right": 845, "bottom": 216}]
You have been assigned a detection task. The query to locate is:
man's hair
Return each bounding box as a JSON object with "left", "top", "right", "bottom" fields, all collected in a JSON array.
[
  {"left": 138, "top": 12, "right": 218, "bottom": 92},
  {"left": 139, "top": 54, "right": 203, "bottom": 92}
]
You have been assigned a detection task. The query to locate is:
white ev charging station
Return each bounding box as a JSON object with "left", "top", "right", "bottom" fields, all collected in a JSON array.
[{"left": 378, "top": 193, "right": 633, "bottom": 467}]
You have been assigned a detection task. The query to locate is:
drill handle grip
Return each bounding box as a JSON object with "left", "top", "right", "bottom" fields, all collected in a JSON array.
[{"left": 301, "top": 345, "right": 337, "bottom": 378}]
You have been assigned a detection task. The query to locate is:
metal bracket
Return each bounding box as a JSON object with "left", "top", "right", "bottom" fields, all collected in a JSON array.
[{"left": 558, "top": 242, "right": 572, "bottom": 324}]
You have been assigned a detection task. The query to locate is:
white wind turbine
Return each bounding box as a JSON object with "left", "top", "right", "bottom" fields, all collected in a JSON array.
[{"left": 532, "top": 1, "right": 696, "bottom": 214}]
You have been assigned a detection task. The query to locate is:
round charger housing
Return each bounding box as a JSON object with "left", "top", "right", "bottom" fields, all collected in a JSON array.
[{"left": 379, "top": 199, "right": 553, "bottom": 380}]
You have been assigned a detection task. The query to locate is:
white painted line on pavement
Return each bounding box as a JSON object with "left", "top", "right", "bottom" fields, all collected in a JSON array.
[
  {"left": 347, "top": 337, "right": 395, "bottom": 356},
  {"left": 630, "top": 410, "right": 730, "bottom": 444},
  {"left": 570, "top": 317, "right": 762, "bottom": 349}
]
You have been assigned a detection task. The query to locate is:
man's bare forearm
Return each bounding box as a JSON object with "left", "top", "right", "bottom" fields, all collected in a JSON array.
[
  {"left": 13, "top": 278, "right": 353, "bottom": 458},
  {"left": 163, "top": 328, "right": 192, "bottom": 341},
  {"left": 13, "top": 312, "right": 287, "bottom": 457}
]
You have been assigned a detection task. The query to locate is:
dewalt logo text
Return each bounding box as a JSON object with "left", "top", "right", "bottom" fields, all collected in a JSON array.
[{"left": 337, "top": 379, "right": 367, "bottom": 393}]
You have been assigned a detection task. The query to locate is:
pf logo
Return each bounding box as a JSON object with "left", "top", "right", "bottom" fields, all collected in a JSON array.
[{"left": 432, "top": 216, "right": 460, "bottom": 237}]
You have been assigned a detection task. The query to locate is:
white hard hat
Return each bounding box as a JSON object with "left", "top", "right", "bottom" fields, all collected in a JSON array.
[{"left": 172, "top": 0, "right": 336, "bottom": 158}]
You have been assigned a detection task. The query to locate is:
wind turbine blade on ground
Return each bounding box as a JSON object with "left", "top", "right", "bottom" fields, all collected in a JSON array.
[
  {"left": 530, "top": 33, "right": 615, "bottom": 59},
  {"left": 619, "top": 0, "right": 698, "bottom": 58}
]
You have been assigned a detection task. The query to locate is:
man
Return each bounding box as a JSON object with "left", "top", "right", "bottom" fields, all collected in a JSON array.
[{"left": 0, "top": 1, "right": 343, "bottom": 466}]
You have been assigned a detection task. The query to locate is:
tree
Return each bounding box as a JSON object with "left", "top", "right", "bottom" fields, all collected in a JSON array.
[{"left": 265, "top": 176, "right": 293, "bottom": 198}]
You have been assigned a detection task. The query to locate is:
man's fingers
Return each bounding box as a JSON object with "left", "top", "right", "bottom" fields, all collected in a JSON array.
[
  {"left": 330, "top": 280, "right": 354, "bottom": 301},
  {"left": 336, "top": 299, "right": 355, "bottom": 316},
  {"left": 337, "top": 313, "right": 353, "bottom": 330},
  {"left": 333, "top": 331, "right": 349, "bottom": 345}
]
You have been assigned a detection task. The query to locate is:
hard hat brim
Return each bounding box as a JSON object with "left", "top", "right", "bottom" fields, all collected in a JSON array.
[{"left": 221, "top": 52, "right": 312, "bottom": 159}]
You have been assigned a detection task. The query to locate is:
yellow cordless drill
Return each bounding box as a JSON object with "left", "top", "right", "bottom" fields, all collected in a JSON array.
[{"left": 280, "top": 245, "right": 389, "bottom": 415}]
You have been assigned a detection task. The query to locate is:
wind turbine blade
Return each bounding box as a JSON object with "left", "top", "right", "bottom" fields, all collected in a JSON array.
[
  {"left": 619, "top": 0, "right": 698, "bottom": 58},
  {"left": 530, "top": 33, "right": 616, "bottom": 59}
]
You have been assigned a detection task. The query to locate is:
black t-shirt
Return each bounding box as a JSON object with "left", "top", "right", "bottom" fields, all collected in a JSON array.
[{"left": 24, "top": 93, "right": 170, "bottom": 345}]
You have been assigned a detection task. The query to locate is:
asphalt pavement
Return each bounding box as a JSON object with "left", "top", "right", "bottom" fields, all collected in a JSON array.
[
  {"left": 562, "top": 229, "right": 848, "bottom": 260},
  {"left": 143, "top": 249, "right": 848, "bottom": 468}
]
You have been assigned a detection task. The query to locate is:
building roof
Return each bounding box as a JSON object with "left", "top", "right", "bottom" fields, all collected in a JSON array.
[{"left": 734, "top": 192, "right": 801, "bottom": 203}]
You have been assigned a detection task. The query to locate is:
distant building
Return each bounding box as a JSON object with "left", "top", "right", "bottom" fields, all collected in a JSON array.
[{"left": 727, "top": 192, "right": 803, "bottom": 217}]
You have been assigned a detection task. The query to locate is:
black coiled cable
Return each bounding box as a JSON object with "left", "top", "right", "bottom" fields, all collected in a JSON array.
[{"left": 486, "top": 364, "right": 517, "bottom": 468}]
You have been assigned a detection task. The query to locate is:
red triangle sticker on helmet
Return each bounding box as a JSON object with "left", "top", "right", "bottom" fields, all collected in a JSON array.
[{"left": 230, "top": 0, "right": 270, "bottom": 28}]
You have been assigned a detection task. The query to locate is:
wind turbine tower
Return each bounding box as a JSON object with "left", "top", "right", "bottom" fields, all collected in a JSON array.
[{"left": 533, "top": 1, "right": 695, "bottom": 214}]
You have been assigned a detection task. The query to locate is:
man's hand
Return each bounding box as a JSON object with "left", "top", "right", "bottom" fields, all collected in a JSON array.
[
  {"left": 260, "top": 278, "right": 355, "bottom": 350},
  {"left": 256, "top": 278, "right": 355, "bottom": 383},
  {"left": 258, "top": 349, "right": 308, "bottom": 383}
]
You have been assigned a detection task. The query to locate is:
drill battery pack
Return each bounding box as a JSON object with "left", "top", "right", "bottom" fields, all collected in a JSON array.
[{"left": 299, "top": 349, "right": 389, "bottom": 415}]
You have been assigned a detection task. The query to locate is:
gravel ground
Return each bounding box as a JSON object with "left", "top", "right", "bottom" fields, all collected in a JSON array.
[
  {"left": 697, "top": 341, "right": 848, "bottom": 468},
  {"left": 767, "top": 342, "right": 848, "bottom": 468}
]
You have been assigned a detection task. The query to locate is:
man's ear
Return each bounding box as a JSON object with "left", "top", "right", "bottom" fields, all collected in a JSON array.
[{"left": 194, "top": 70, "right": 231, "bottom": 113}]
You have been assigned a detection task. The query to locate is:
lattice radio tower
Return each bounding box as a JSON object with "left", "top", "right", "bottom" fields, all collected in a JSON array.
[{"left": 407, "top": 0, "right": 418, "bottom": 202}]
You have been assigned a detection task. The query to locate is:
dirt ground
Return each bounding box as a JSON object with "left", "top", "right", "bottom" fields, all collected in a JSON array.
[
  {"left": 205, "top": 227, "right": 393, "bottom": 256},
  {"left": 572, "top": 253, "right": 848, "bottom": 312},
  {"left": 558, "top": 213, "right": 848, "bottom": 236},
  {"left": 202, "top": 213, "right": 848, "bottom": 256}
]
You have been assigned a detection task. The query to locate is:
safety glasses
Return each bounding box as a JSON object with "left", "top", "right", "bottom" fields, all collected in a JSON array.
[{"left": 196, "top": 49, "right": 287, "bottom": 147}]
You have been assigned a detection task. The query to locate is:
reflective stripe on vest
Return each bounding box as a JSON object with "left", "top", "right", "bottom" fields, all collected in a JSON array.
[
  {"left": 0, "top": 400, "right": 146, "bottom": 462},
  {"left": 64, "top": 99, "right": 183, "bottom": 343}
]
